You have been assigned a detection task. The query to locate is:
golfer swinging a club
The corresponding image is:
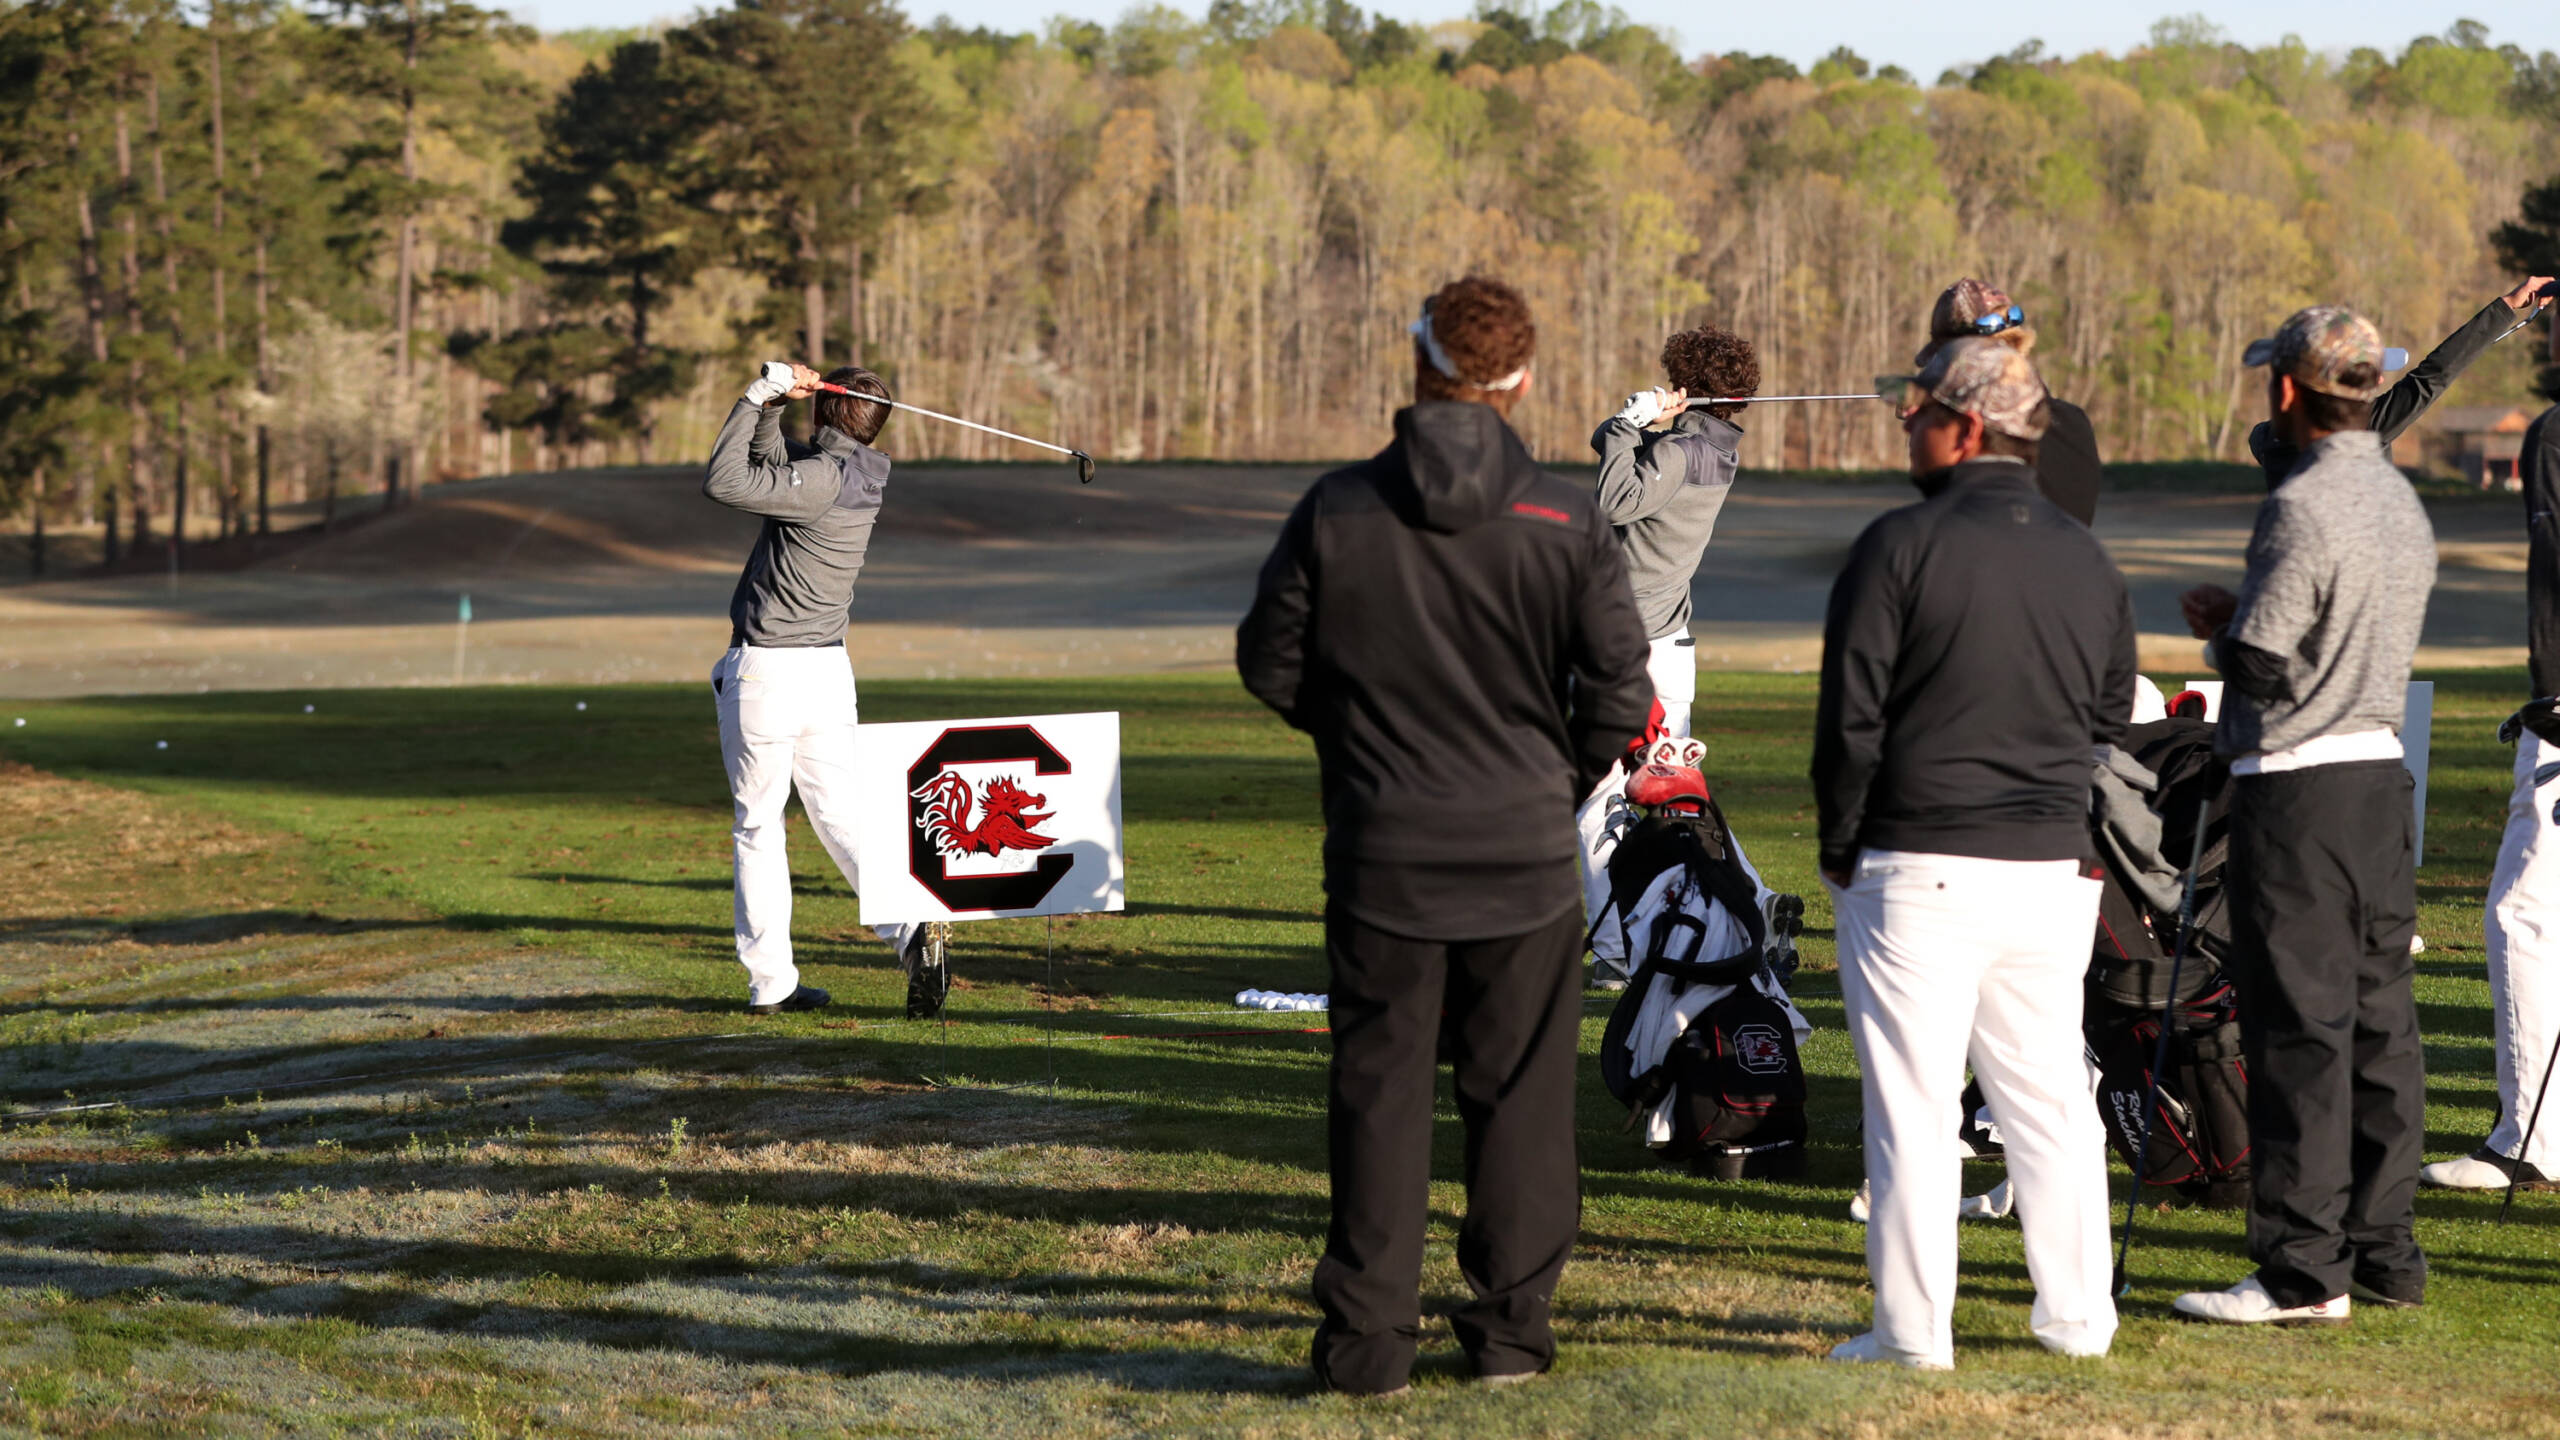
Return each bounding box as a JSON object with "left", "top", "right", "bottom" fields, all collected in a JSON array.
[{"left": 703, "top": 360, "right": 948, "bottom": 1019}]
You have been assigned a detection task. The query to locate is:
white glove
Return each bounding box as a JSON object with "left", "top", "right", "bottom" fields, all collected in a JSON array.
[
  {"left": 1614, "top": 388, "right": 1670, "bottom": 427},
  {"left": 743, "top": 360, "right": 795, "bottom": 407}
]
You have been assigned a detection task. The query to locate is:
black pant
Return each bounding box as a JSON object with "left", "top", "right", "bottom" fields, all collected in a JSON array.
[
  {"left": 1310, "top": 903, "right": 1585, "bottom": 1393},
  {"left": 2225, "top": 760, "right": 2426, "bottom": 1307}
]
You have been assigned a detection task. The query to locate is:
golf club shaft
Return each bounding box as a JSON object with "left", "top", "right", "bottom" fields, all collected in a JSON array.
[
  {"left": 1700, "top": 394, "right": 1879, "bottom": 404},
  {"left": 2489, "top": 299, "right": 2550, "bottom": 349},
  {"left": 2496, "top": 1020, "right": 2560, "bottom": 1222},
  {"left": 2114, "top": 795, "right": 2215, "bottom": 1289},
  {"left": 815, "top": 383, "right": 1078, "bottom": 459}
]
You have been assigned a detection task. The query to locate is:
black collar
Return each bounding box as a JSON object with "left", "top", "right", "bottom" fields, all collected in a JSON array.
[{"left": 1912, "top": 457, "right": 2038, "bottom": 499}]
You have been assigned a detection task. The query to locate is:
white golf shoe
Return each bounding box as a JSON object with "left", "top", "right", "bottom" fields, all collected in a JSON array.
[
  {"left": 2419, "top": 1147, "right": 2552, "bottom": 1190},
  {"left": 1958, "top": 1177, "right": 2014, "bottom": 1221},
  {"left": 2171, "top": 1274, "right": 2349, "bottom": 1326},
  {"left": 1825, "top": 1332, "right": 1952, "bottom": 1371},
  {"left": 1848, "top": 1179, "right": 1870, "bottom": 1223}
]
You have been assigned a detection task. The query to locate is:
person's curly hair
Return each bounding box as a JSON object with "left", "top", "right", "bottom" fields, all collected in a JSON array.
[
  {"left": 1660, "top": 326, "right": 1759, "bottom": 421},
  {"left": 1414, "top": 276, "right": 1537, "bottom": 404},
  {"left": 815, "top": 365, "right": 891, "bottom": 445}
]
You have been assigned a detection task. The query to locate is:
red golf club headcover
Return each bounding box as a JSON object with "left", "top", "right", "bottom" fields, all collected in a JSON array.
[
  {"left": 1625, "top": 762, "right": 1709, "bottom": 814},
  {"left": 1622, "top": 697, "right": 1669, "bottom": 767}
]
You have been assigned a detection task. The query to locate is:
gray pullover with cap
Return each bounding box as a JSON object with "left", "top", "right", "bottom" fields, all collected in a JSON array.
[
  {"left": 2212, "top": 430, "right": 2435, "bottom": 758},
  {"left": 1590, "top": 408, "right": 1743, "bottom": 639},
  {"left": 703, "top": 399, "right": 892, "bottom": 648}
]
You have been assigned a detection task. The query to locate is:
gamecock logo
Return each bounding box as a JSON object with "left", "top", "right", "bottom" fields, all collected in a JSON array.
[
  {"left": 905, "top": 724, "right": 1075, "bottom": 913},
  {"left": 911, "top": 774, "right": 1060, "bottom": 859},
  {"left": 1732, "top": 1023, "right": 1787, "bottom": 1075}
]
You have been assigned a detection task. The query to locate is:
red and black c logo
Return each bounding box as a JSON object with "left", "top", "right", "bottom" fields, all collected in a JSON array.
[{"left": 907, "top": 724, "right": 1075, "bottom": 913}]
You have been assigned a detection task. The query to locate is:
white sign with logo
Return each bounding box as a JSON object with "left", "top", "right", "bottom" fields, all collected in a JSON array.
[{"left": 852, "top": 711, "right": 1125, "bottom": 926}]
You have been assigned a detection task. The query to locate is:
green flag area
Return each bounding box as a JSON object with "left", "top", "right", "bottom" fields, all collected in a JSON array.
[{"left": 0, "top": 674, "right": 2552, "bottom": 1437}]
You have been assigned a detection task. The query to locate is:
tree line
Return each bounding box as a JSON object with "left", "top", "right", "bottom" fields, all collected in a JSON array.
[{"left": 5, "top": 1, "right": 2560, "bottom": 574}]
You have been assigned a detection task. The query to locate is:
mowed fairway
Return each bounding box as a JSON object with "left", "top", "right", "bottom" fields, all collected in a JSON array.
[{"left": 1, "top": 674, "right": 2555, "bottom": 1437}]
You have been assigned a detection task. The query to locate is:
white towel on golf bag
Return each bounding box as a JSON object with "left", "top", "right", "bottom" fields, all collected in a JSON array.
[
  {"left": 1590, "top": 803, "right": 1778, "bottom": 967},
  {"left": 1609, "top": 857, "right": 1813, "bottom": 1147}
]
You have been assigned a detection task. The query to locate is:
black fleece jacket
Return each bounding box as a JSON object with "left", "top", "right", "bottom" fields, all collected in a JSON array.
[
  {"left": 2526, "top": 403, "right": 2560, "bottom": 697},
  {"left": 2248, "top": 297, "right": 2519, "bottom": 489},
  {"left": 1237, "top": 401, "right": 1656, "bottom": 939},
  {"left": 1812, "top": 459, "right": 2136, "bottom": 874},
  {"left": 2038, "top": 398, "right": 2103, "bottom": 526}
]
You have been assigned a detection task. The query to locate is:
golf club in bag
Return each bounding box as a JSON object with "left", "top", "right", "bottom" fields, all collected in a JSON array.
[
  {"left": 2497, "top": 1024, "right": 2560, "bottom": 1223},
  {"left": 811, "top": 379, "right": 1096, "bottom": 484},
  {"left": 2112, "top": 795, "right": 2215, "bottom": 1295}
]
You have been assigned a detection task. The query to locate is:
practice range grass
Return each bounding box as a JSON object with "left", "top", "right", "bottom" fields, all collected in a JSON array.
[{"left": 0, "top": 673, "right": 2553, "bottom": 1438}]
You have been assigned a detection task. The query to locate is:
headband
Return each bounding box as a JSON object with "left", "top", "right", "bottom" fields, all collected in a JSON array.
[{"left": 1410, "top": 304, "right": 1528, "bottom": 392}]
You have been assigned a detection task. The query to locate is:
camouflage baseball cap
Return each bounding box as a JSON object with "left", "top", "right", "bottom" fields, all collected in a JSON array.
[
  {"left": 1876, "top": 336, "right": 2051, "bottom": 440},
  {"left": 2242, "top": 305, "right": 2389, "bottom": 402},
  {"left": 1915, "top": 278, "right": 2026, "bottom": 364}
]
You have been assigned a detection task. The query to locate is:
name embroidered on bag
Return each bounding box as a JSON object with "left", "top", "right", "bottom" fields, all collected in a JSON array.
[{"left": 1510, "top": 501, "right": 1571, "bottom": 524}]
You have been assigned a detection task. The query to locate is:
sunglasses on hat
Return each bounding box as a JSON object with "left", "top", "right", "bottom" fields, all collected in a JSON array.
[{"left": 1970, "top": 303, "right": 2026, "bottom": 336}]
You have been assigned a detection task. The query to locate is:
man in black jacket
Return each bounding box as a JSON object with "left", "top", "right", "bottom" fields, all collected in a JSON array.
[
  {"left": 1237, "top": 275, "right": 1654, "bottom": 1394},
  {"left": 1915, "top": 279, "right": 2103, "bottom": 525},
  {"left": 2247, "top": 276, "right": 2554, "bottom": 489},
  {"left": 1814, "top": 337, "right": 2135, "bottom": 1370}
]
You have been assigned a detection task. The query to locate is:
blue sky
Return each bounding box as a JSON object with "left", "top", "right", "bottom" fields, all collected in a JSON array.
[{"left": 514, "top": 0, "right": 2558, "bottom": 79}]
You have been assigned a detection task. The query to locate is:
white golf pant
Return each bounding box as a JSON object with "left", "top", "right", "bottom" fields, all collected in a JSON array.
[
  {"left": 1831, "top": 850, "right": 2116, "bottom": 1367},
  {"left": 712, "top": 644, "right": 905, "bottom": 1006},
  {"left": 2485, "top": 732, "right": 2560, "bottom": 1171},
  {"left": 1647, "top": 632, "right": 1695, "bottom": 740},
  {"left": 1575, "top": 632, "right": 1700, "bottom": 961}
]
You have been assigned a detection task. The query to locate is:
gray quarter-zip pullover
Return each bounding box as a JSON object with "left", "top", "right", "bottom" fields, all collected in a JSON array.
[
  {"left": 2213, "top": 430, "right": 2436, "bottom": 758},
  {"left": 1591, "top": 409, "right": 1743, "bottom": 639},
  {"left": 703, "top": 399, "right": 892, "bottom": 647}
]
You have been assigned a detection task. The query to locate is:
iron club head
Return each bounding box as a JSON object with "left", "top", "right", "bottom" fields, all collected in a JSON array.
[{"left": 1072, "top": 450, "right": 1096, "bottom": 485}]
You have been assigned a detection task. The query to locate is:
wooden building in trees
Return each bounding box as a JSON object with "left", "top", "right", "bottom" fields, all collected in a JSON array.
[{"left": 2405, "top": 404, "right": 2540, "bottom": 488}]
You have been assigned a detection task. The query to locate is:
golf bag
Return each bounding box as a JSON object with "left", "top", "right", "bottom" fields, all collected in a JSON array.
[
  {"left": 2085, "top": 715, "right": 2252, "bottom": 1208},
  {"left": 1594, "top": 769, "right": 1813, "bottom": 1179}
]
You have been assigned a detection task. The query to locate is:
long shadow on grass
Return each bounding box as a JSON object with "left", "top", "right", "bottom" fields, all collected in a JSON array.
[
  {"left": 31, "top": 1039, "right": 1341, "bottom": 1179},
  {"left": 8, "top": 689, "right": 1325, "bottom": 815},
  {"left": 514, "top": 872, "right": 866, "bottom": 896},
  {"left": 0, "top": 1244, "right": 1311, "bottom": 1392},
  {"left": 0, "top": 990, "right": 720, "bottom": 1023},
  {"left": 0, "top": 912, "right": 438, "bottom": 949},
  {"left": 0, "top": 1020, "right": 772, "bottom": 1106},
  {"left": 1121, "top": 901, "right": 1320, "bottom": 924}
]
